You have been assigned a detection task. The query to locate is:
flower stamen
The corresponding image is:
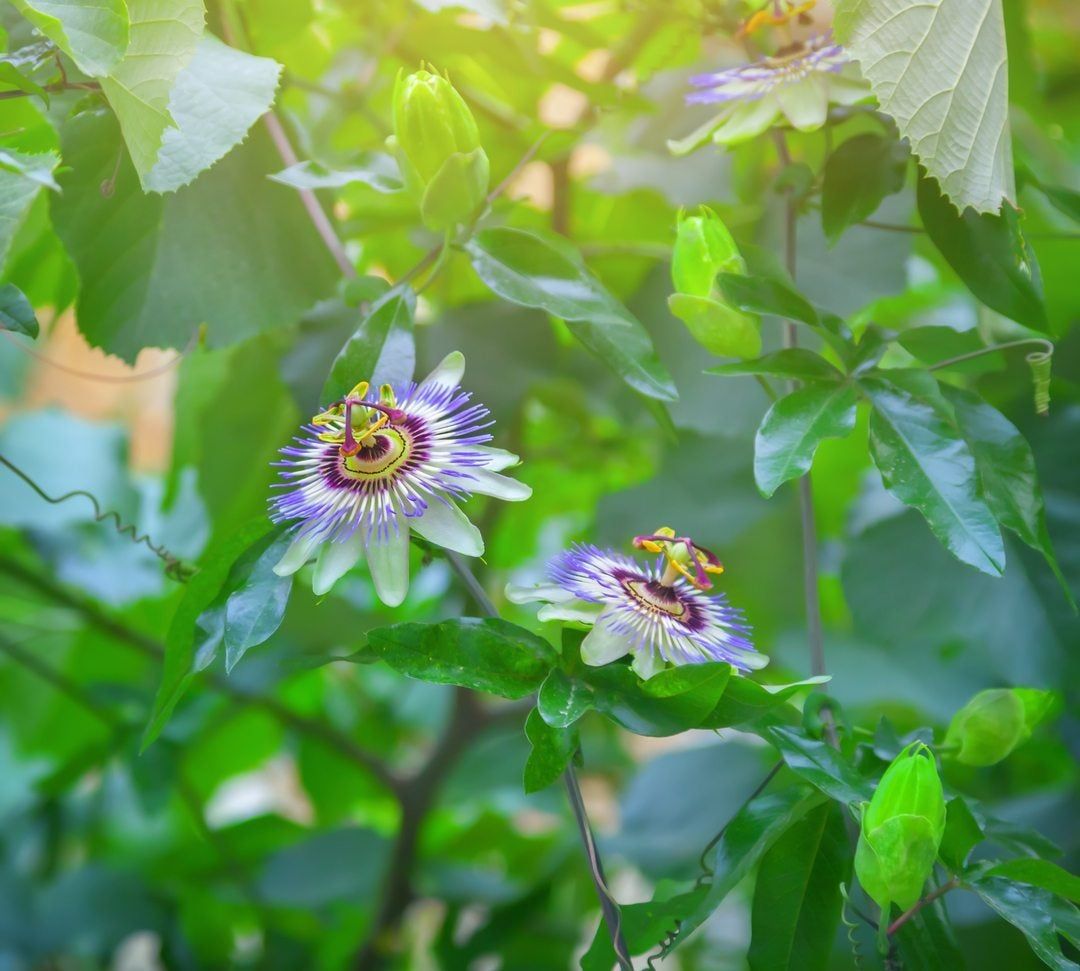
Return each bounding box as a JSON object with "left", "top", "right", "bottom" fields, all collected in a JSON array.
[
  {"left": 737, "top": 0, "right": 817, "bottom": 38},
  {"left": 633, "top": 526, "right": 725, "bottom": 590}
]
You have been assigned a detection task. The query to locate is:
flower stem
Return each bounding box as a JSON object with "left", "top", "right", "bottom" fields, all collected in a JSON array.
[{"left": 886, "top": 878, "right": 960, "bottom": 937}]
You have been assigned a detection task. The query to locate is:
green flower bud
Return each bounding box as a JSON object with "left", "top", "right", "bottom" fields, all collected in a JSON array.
[
  {"left": 671, "top": 206, "right": 746, "bottom": 298},
  {"left": 944, "top": 687, "right": 1055, "bottom": 767},
  {"left": 391, "top": 68, "right": 490, "bottom": 231},
  {"left": 855, "top": 742, "right": 946, "bottom": 914}
]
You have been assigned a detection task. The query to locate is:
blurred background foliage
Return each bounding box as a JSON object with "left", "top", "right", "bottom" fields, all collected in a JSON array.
[{"left": 0, "top": 0, "right": 1077, "bottom": 969}]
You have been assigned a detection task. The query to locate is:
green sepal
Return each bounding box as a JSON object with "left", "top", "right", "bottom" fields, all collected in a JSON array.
[{"left": 667, "top": 293, "right": 761, "bottom": 359}]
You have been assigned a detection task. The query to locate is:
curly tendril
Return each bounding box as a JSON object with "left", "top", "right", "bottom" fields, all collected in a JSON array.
[{"left": 0, "top": 453, "right": 195, "bottom": 582}]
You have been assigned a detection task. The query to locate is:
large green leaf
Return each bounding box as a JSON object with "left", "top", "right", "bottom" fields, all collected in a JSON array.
[
  {"left": 269, "top": 154, "right": 403, "bottom": 194},
  {"left": 708, "top": 349, "right": 843, "bottom": 382},
  {"left": 699, "top": 676, "right": 831, "bottom": 730},
  {"left": 223, "top": 529, "right": 294, "bottom": 674},
  {"left": 11, "top": 0, "right": 129, "bottom": 77},
  {"left": 944, "top": 386, "right": 1070, "bottom": 602},
  {"left": 536, "top": 667, "right": 594, "bottom": 728},
  {"left": 767, "top": 726, "right": 875, "bottom": 805},
  {"left": 821, "top": 133, "right": 908, "bottom": 243},
  {"left": 465, "top": 227, "right": 676, "bottom": 402},
  {"left": 322, "top": 287, "right": 415, "bottom": 404},
  {"left": 143, "top": 35, "right": 282, "bottom": 194},
  {"left": 522, "top": 708, "right": 576, "bottom": 794},
  {"left": 984, "top": 860, "right": 1080, "bottom": 904},
  {"left": 753, "top": 383, "right": 857, "bottom": 497},
  {"left": 748, "top": 803, "right": 849, "bottom": 971},
  {"left": 0, "top": 284, "right": 39, "bottom": 338},
  {"left": 366, "top": 618, "right": 557, "bottom": 699},
  {"left": 0, "top": 151, "right": 57, "bottom": 269},
  {"left": 834, "top": 0, "right": 1013, "bottom": 213},
  {"left": 970, "top": 876, "right": 1080, "bottom": 971},
  {"left": 917, "top": 174, "right": 1046, "bottom": 331},
  {"left": 52, "top": 110, "right": 338, "bottom": 361},
  {"left": 99, "top": 0, "right": 205, "bottom": 185},
  {"left": 715, "top": 273, "right": 819, "bottom": 327},
  {"left": 862, "top": 371, "right": 1005, "bottom": 575}
]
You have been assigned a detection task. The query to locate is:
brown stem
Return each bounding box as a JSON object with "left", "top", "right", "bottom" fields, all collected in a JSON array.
[{"left": 886, "top": 878, "right": 960, "bottom": 937}]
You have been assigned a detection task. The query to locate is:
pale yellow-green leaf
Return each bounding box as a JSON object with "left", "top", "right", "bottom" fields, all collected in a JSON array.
[
  {"left": 99, "top": 0, "right": 205, "bottom": 187},
  {"left": 11, "top": 0, "right": 129, "bottom": 77},
  {"left": 834, "top": 0, "right": 1014, "bottom": 213}
]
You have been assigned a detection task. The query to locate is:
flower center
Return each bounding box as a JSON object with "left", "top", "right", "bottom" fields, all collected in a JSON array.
[
  {"left": 632, "top": 527, "right": 725, "bottom": 590},
  {"left": 339, "top": 427, "right": 410, "bottom": 479},
  {"left": 623, "top": 578, "right": 687, "bottom": 618}
]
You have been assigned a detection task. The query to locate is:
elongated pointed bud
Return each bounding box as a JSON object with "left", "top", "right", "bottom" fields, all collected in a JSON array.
[
  {"left": 669, "top": 207, "right": 759, "bottom": 358},
  {"left": 391, "top": 69, "right": 489, "bottom": 232},
  {"left": 855, "top": 742, "right": 946, "bottom": 914},
  {"left": 944, "top": 687, "right": 1056, "bottom": 767}
]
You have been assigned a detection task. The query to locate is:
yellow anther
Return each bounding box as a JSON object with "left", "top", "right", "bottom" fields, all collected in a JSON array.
[{"left": 737, "top": 0, "right": 817, "bottom": 37}]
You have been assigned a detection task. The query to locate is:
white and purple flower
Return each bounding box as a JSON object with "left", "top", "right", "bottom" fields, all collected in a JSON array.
[
  {"left": 671, "top": 32, "right": 869, "bottom": 154},
  {"left": 270, "top": 352, "right": 530, "bottom": 604},
  {"left": 508, "top": 529, "right": 765, "bottom": 679}
]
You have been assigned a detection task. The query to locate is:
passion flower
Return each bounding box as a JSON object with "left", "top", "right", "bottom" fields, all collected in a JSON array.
[
  {"left": 270, "top": 352, "right": 530, "bottom": 604},
  {"left": 508, "top": 528, "right": 764, "bottom": 679}
]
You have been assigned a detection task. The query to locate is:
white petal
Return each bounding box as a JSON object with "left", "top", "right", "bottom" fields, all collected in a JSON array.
[
  {"left": 505, "top": 582, "right": 575, "bottom": 605},
  {"left": 580, "top": 615, "right": 631, "bottom": 666},
  {"left": 274, "top": 531, "right": 321, "bottom": 577},
  {"left": 312, "top": 531, "right": 365, "bottom": 595},
  {"left": 461, "top": 468, "right": 532, "bottom": 501},
  {"left": 410, "top": 500, "right": 483, "bottom": 557},
  {"left": 738, "top": 651, "right": 771, "bottom": 672},
  {"left": 366, "top": 527, "right": 411, "bottom": 607},
  {"left": 420, "top": 350, "right": 465, "bottom": 390},
  {"left": 631, "top": 649, "right": 666, "bottom": 680},
  {"left": 473, "top": 446, "right": 520, "bottom": 472},
  {"left": 538, "top": 600, "right": 604, "bottom": 624}
]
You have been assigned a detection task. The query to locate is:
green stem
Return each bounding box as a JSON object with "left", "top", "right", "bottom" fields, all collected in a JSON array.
[{"left": 925, "top": 338, "right": 1053, "bottom": 371}]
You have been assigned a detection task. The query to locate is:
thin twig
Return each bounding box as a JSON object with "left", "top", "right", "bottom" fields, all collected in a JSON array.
[
  {"left": 926, "top": 338, "right": 1054, "bottom": 372},
  {"left": 0, "top": 81, "right": 100, "bottom": 100},
  {"left": 695, "top": 762, "right": 783, "bottom": 881},
  {"left": 886, "top": 878, "right": 959, "bottom": 937}
]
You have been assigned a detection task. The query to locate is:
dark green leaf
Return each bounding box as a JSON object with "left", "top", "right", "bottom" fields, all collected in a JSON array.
[
  {"left": 917, "top": 173, "right": 1047, "bottom": 332},
  {"left": 0, "top": 284, "right": 39, "bottom": 338},
  {"left": 465, "top": 227, "right": 676, "bottom": 402},
  {"left": 143, "top": 516, "right": 275, "bottom": 749},
  {"left": 223, "top": 530, "right": 295, "bottom": 674},
  {"left": 269, "top": 154, "right": 403, "bottom": 194},
  {"left": 536, "top": 668, "right": 594, "bottom": 728},
  {"left": 944, "top": 386, "right": 1072, "bottom": 604},
  {"left": 894, "top": 894, "right": 967, "bottom": 971},
  {"left": 366, "top": 618, "right": 557, "bottom": 699},
  {"left": 708, "top": 349, "right": 843, "bottom": 381},
  {"left": 862, "top": 370, "right": 1005, "bottom": 575},
  {"left": 767, "top": 726, "right": 874, "bottom": 804},
  {"left": 715, "top": 273, "right": 819, "bottom": 326},
  {"left": 822, "top": 133, "right": 909, "bottom": 243},
  {"left": 754, "top": 383, "right": 857, "bottom": 497},
  {"left": 970, "top": 876, "right": 1080, "bottom": 971},
  {"left": 939, "top": 797, "right": 984, "bottom": 872},
  {"left": 322, "top": 287, "right": 416, "bottom": 404},
  {"left": 748, "top": 802, "right": 849, "bottom": 971},
  {"left": 984, "top": 860, "right": 1080, "bottom": 904},
  {"left": 523, "top": 708, "right": 576, "bottom": 794},
  {"left": 675, "top": 786, "right": 827, "bottom": 943},
  {"left": 699, "top": 676, "right": 830, "bottom": 730},
  {"left": 52, "top": 110, "right": 337, "bottom": 361}
]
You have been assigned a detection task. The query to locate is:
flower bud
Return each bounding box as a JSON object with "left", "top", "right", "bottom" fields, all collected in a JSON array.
[
  {"left": 391, "top": 69, "right": 490, "bottom": 232},
  {"left": 671, "top": 207, "right": 746, "bottom": 298},
  {"left": 855, "top": 742, "right": 946, "bottom": 913},
  {"left": 944, "top": 688, "right": 1054, "bottom": 767}
]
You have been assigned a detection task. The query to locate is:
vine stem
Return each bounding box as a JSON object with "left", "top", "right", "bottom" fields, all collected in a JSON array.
[{"left": 886, "top": 878, "right": 959, "bottom": 937}]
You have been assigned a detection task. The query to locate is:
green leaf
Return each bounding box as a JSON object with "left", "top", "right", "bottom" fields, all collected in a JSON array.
[
  {"left": 699, "top": 676, "right": 831, "bottom": 730},
  {"left": 970, "top": 876, "right": 1080, "bottom": 971},
  {"left": 939, "top": 797, "right": 984, "bottom": 872},
  {"left": 269, "top": 154, "right": 403, "bottom": 194},
  {"left": 223, "top": 530, "right": 294, "bottom": 674},
  {"left": 144, "top": 516, "right": 274, "bottom": 749},
  {"left": 767, "top": 726, "right": 874, "bottom": 804},
  {"left": 944, "top": 386, "right": 1071, "bottom": 604},
  {"left": 714, "top": 273, "right": 819, "bottom": 327},
  {"left": 822, "top": 133, "right": 909, "bottom": 243},
  {"left": 585, "top": 661, "right": 732, "bottom": 736},
  {"left": 984, "top": 860, "right": 1080, "bottom": 904},
  {"left": 142, "top": 35, "right": 282, "bottom": 194},
  {"left": 465, "top": 227, "right": 677, "bottom": 402},
  {"left": 366, "top": 618, "right": 557, "bottom": 700},
  {"left": 0, "top": 151, "right": 58, "bottom": 270},
  {"left": 322, "top": 288, "right": 416, "bottom": 404},
  {"left": 536, "top": 668, "right": 594, "bottom": 728},
  {"left": 523, "top": 708, "right": 576, "bottom": 794},
  {"left": 862, "top": 371, "right": 1005, "bottom": 575},
  {"left": 834, "top": 0, "right": 1013, "bottom": 213},
  {"left": 0, "top": 284, "right": 39, "bottom": 338},
  {"left": 98, "top": 0, "right": 205, "bottom": 186},
  {"left": 667, "top": 293, "right": 761, "bottom": 359},
  {"left": 11, "top": 0, "right": 129, "bottom": 77},
  {"left": 675, "top": 786, "right": 827, "bottom": 944},
  {"left": 916, "top": 174, "right": 1046, "bottom": 331},
  {"left": 748, "top": 803, "right": 849, "bottom": 971},
  {"left": 708, "top": 349, "right": 843, "bottom": 382},
  {"left": 0, "top": 148, "right": 60, "bottom": 192},
  {"left": 52, "top": 110, "right": 338, "bottom": 361},
  {"left": 754, "top": 383, "right": 857, "bottom": 497}
]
